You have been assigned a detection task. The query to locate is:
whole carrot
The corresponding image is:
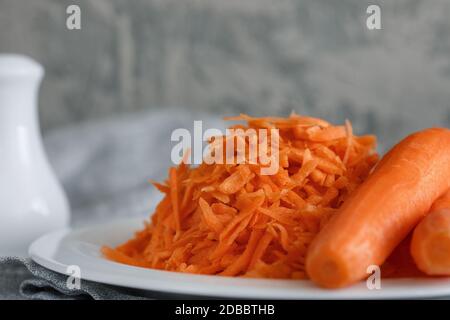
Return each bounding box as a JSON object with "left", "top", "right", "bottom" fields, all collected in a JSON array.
[
  {"left": 306, "top": 128, "right": 450, "bottom": 288},
  {"left": 411, "top": 190, "right": 450, "bottom": 275}
]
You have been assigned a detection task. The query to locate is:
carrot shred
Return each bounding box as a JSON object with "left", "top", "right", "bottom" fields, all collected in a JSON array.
[
  {"left": 249, "top": 231, "right": 274, "bottom": 269},
  {"left": 169, "top": 167, "right": 181, "bottom": 236},
  {"left": 103, "top": 114, "right": 378, "bottom": 279},
  {"left": 199, "top": 197, "right": 224, "bottom": 234}
]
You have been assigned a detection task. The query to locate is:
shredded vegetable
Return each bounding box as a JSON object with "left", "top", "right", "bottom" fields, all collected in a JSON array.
[{"left": 102, "top": 113, "right": 378, "bottom": 279}]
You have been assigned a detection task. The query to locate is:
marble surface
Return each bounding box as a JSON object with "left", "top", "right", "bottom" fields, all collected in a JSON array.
[{"left": 0, "top": 0, "right": 449, "bottom": 150}]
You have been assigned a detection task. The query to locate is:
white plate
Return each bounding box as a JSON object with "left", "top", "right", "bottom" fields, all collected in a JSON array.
[{"left": 29, "top": 217, "right": 450, "bottom": 299}]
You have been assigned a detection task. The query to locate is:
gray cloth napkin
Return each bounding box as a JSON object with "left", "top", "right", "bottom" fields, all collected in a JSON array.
[
  {"left": 0, "top": 257, "right": 201, "bottom": 300},
  {"left": 0, "top": 257, "right": 149, "bottom": 299}
]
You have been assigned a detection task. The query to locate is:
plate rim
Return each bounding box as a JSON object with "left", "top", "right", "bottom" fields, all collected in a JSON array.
[{"left": 29, "top": 218, "right": 450, "bottom": 299}]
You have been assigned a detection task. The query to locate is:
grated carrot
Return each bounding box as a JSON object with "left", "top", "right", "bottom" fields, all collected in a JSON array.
[{"left": 103, "top": 113, "right": 378, "bottom": 279}]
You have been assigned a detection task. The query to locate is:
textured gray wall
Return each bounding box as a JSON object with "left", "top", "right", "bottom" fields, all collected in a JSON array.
[{"left": 1, "top": 0, "right": 450, "bottom": 148}]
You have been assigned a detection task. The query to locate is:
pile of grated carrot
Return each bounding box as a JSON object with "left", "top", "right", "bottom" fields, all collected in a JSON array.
[{"left": 102, "top": 114, "right": 378, "bottom": 279}]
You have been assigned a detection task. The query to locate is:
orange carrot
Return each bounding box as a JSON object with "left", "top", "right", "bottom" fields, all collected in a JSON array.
[
  {"left": 411, "top": 190, "right": 450, "bottom": 275},
  {"left": 103, "top": 113, "right": 378, "bottom": 279},
  {"left": 430, "top": 189, "right": 450, "bottom": 212},
  {"left": 381, "top": 234, "right": 424, "bottom": 278},
  {"left": 101, "top": 246, "right": 152, "bottom": 268},
  {"left": 169, "top": 167, "right": 181, "bottom": 235},
  {"left": 306, "top": 128, "right": 450, "bottom": 288}
]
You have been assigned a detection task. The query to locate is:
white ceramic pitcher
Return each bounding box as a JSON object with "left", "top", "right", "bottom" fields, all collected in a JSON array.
[{"left": 0, "top": 54, "right": 70, "bottom": 256}]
